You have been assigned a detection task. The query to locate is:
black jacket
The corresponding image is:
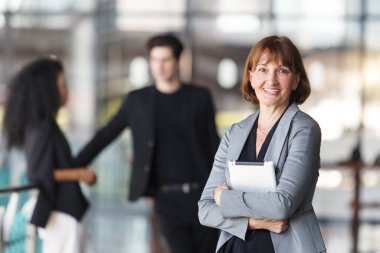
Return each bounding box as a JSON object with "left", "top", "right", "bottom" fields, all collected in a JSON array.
[
  {"left": 75, "top": 84, "right": 220, "bottom": 201},
  {"left": 24, "top": 119, "right": 89, "bottom": 228}
]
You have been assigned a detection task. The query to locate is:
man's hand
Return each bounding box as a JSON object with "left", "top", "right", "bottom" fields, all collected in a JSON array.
[{"left": 214, "top": 183, "right": 229, "bottom": 206}]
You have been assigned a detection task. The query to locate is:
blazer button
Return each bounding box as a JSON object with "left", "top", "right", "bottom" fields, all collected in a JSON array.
[
  {"left": 148, "top": 140, "right": 154, "bottom": 148},
  {"left": 144, "top": 165, "right": 150, "bottom": 172}
]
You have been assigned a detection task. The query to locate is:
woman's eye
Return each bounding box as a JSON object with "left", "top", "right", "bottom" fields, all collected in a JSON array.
[
  {"left": 279, "top": 68, "right": 289, "bottom": 74},
  {"left": 257, "top": 68, "right": 266, "bottom": 72}
]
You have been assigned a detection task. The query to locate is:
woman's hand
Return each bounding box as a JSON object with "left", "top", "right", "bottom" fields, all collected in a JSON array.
[
  {"left": 79, "top": 169, "right": 97, "bottom": 186},
  {"left": 248, "top": 217, "right": 288, "bottom": 233},
  {"left": 54, "top": 167, "right": 97, "bottom": 185},
  {"left": 214, "top": 183, "right": 229, "bottom": 206}
]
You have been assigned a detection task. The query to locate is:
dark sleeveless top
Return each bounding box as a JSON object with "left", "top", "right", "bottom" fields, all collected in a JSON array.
[{"left": 218, "top": 117, "right": 280, "bottom": 253}]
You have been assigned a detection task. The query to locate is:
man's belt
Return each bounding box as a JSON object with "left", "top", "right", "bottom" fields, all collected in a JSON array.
[{"left": 159, "top": 182, "right": 200, "bottom": 194}]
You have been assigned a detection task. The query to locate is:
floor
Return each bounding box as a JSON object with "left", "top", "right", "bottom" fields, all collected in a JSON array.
[{"left": 85, "top": 198, "right": 380, "bottom": 253}]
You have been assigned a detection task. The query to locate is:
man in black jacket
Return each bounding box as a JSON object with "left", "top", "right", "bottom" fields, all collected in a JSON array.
[{"left": 75, "top": 34, "right": 219, "bottom": 253}]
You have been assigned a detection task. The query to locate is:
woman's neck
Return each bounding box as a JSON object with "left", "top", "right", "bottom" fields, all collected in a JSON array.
[{"left": 257, "top": 103, "right": 289, "bottom": 133}]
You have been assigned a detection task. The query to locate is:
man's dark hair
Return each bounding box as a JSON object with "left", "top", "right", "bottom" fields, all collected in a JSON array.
[
  {"left": 2, "top": 57, "right": 63, "bottom": 149},
  {"left": 146, "top": 33, "right": 184, "bottom": 59}
]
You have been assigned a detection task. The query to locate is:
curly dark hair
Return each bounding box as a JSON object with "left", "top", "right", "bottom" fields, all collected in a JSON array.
[{"left": 2, "top": 57, "right": 63, "bottom": 149}]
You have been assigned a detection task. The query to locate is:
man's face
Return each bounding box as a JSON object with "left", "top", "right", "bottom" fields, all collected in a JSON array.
[
  {"left": 57, "top": 71, "right": 68, "bottom": 106},
  {"left": 149, "top": 46, "right": 179, "bottom": 83}
]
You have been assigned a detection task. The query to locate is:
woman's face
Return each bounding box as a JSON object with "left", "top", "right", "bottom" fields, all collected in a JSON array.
[
  {"left": 57, "top": 72, "right": 68, "bottom": 106},
  {"left": 249, "top": 54, "right": 299, "bottom": 109}
]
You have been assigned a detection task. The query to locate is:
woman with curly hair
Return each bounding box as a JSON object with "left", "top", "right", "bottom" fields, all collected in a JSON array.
[{"left": 2, "top": 57, "right": 97, "bottom": 253}]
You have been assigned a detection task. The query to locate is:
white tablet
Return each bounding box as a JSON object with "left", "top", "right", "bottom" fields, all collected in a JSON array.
[{"left": 228, "top": 161, "right": 277, "bottom": 192}]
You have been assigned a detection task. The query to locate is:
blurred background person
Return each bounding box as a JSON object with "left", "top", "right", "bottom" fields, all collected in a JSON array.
[
  {"left": 199, "top": 35, "right": 326, "bottom": 253},
  {"left": 74, "top": 34, "right": 220, "bottom": 253},
  {"left": 2, "top": 57, "right": 97, "bottom": 253}
]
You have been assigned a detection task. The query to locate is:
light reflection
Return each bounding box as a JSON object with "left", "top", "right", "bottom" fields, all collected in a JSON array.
[
  {"left": 216, "top": 14, "right": 260, "bottom": 33},
  {"left": 216, "top": 0, "right": 269, "bottom": 13},
  {"left": 308, "top": 61, "right": 325, "bottom": 91},
  {"left": 128, "top": 57, "right": 149, "bottom": 88},
  {"left": 0, "top": 0, "right": 23, "bottom": 13},
  {"left": 10, "top": 16, "right": 71, "bottom": 29},
  {"left": 300, "top": 0, "right": 345, "bottom": 16},
  {"left": 273, "top": 0, "right": 298, "bottom": 16},
  {"left": 116, "top": 0, "right": 186, "bottom": 31},
  {"left": 297, "top": 19, "right": 345, "bottom": 49},
  {"left": 22, "top": 0, "right": 72, "bottom": 12},
  {"left": 117, "top": 0, "right": 186, "bottom": 13},
  {"left": 116, "top": 16, "right": 185, "bottom": 31},
  {"left": 309, "top": 99, "right": 344, "bottom": 140},
  {"left": 362, "top": 171, "right": 379, "bottom": 187},
  {"left": 364, "top": 105, "right": 380, "bottom": 138},
  {"left": 317, "top": 170, "right": 343, "bottom": 188},
  {"left": 365, "top": 21, "right": 380, "bottom": 50},
  {"left": 217, "top": 58, "right": 238, "bottom": 89},
  {"left": 363, "top": 58, "right": 380, "bottom": 87},
  {"left": 367, "top": 0, "right": 380, "bottom": 15}
]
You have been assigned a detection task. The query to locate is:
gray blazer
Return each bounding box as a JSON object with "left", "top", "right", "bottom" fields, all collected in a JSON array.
[{"left": 198, "top": 103, "right": 326, "bottom": 253}]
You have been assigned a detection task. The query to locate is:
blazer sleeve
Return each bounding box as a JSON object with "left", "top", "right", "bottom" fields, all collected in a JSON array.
[
  {"left": 73, "top": 96, "right": 130, "bottom": 166},
  {"left": 24, "top": 120, "right": 56, "bottom": 205},
  {"left": 219, "top": 119, "right": 321, "bottom": 220},
  {"left": 198, "top": 126, "right": 249, "bottom": 241}
]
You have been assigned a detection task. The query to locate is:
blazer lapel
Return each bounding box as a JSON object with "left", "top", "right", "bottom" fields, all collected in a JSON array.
[
  {"left": 227, "top": 103, "right": 299, "bottom": 164},
  {"left": 227, "top": 111, "right": 259, "bottom": 161},
  {"left": 145, "top": 86, "right": 156, "bottom": 139},
  {"left": 264, "top": 103, "right": 299, "bottom": 166}
]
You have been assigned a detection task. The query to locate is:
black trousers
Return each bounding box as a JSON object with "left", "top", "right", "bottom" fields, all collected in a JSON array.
[
  {"left": 218, "top": 230, "right": 275, "bottom": 253},
  {"left": 154, "top": 190, "right": 219, "bottom": 253}
]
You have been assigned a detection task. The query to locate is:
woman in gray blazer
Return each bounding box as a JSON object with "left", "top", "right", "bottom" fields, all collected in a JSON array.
[{"left": 198, "top": 36, "right": 326, "bottom": 253}]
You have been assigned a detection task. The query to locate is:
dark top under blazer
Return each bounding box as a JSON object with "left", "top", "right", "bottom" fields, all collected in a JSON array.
[
  {"left": 74, "top": 84, "right": 220, "bottom": 201},
  {"left": 24, "top": 119, "right": 89, "bottom": 228}
]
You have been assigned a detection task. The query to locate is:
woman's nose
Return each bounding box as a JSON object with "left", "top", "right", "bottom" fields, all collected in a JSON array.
[{"left": 266, "top": 71, "right": 278, "bottom": 85}]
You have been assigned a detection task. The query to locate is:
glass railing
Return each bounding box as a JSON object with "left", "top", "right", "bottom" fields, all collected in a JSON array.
[{"left": 0, "top": 184, "right": 41, "bottom": 253}]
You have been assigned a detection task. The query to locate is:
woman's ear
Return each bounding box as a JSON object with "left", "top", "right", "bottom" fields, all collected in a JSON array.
[
  {"left": 249, "top": 71, "right": 255, "bottom": 89},
  {"left": 249, "top": 70, "right": 254, "bottom": 81}
]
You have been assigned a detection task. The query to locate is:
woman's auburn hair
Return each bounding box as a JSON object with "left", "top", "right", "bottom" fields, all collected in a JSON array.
[{"left": 241, "top": 35, "right": 311, "bottom": 105}]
